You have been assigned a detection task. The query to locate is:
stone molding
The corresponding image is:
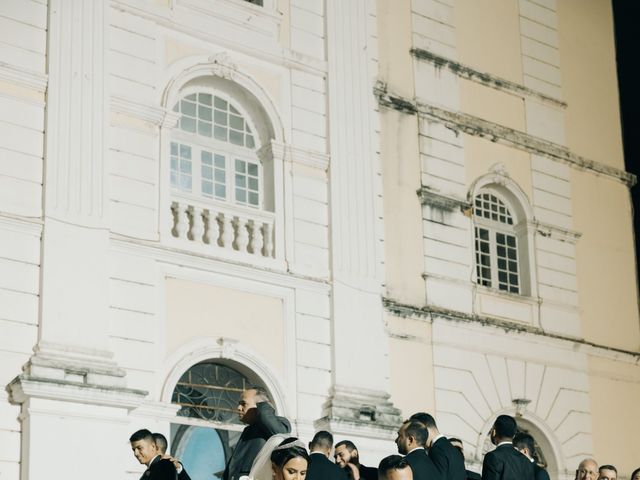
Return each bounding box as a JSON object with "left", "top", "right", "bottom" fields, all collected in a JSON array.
[
  {"left": 0, "top": 62, "right": 48, "bottom": 92},
  {"left": 110, "top": 95, "right": 168, "bottom": 126},
  {"left": 418, "top": 186, "right": 470, "bottom": 211},
  {"left": 316, "top": 385, "right": 402, "bottom": 436},
  {"left": 533, "top": 220, "right": 582, "bottom": 244},
  {"left": 382, "top": 297, "right": 640, "bottom": 364},
  {"left": 410, "top": 48, "right": 566, "bottom": 108},
  {"left": 374, "top": 84, "right": 637, "bottom": 188}
]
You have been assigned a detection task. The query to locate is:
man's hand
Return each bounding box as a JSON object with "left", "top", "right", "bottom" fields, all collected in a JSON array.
[
  {"left": 162, "top": 454, "right": 184, "bottom": 473},
  {"left": 345, "top": 462, "right": 360, "bottom": 480}
]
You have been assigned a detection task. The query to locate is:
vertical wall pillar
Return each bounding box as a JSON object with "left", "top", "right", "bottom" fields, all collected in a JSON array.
[
  {"left": 320, "top": 0, "right": 401, "bottom": 442},
  {"left": 8, "top": 2, "right": 146, "bottom": 478}
]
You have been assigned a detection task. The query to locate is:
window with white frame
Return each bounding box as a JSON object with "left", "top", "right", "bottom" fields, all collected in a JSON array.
[
  {"left": 473, "top": 191, "right": 521, "bottom": 294},
  {"left": 170, "top": 92, "right": 262, "bottom": 209}
]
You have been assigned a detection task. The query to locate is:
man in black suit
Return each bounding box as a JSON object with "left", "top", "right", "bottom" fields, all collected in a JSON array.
[
  {"left": 513, "top": 432, "right": 550, "bottom": 480},
  {"left": 449, "top": 438, "right": 481, "bottom": 480},
  {"left": 222, "top": 386, "right": 291, "bottom": 480},
  {"left": 395, "top": 419, "right": 442, "bottom": 480},
  {"left": 410, "top": 413, "right": 466, "bottom": 480},
  {"left": 130, "top": 429, "right": 177, "bottom": 480},
  {"left": 307, "top": 430, "right": 348, "bottom": 480},
  {"left": 335, "top": 440, "right": 378, "bottom": 480},
  {"left": 379, "top": 455, "right": 414, "bottom": 480},
  {"left": 153, "top": 432, "right": 191, "bottom": 480},
  {"left": 481, "top": 415, "right": 534, "bottom": 480}
]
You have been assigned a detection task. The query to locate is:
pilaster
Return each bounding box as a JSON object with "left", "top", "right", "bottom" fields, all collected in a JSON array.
[{"left": 323, "top": 0, "right": 401, "bottom": 435}]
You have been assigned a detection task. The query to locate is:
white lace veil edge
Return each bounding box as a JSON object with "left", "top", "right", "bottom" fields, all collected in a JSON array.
[{"left": 243, "top": 433, "right": 288, "bottom": 480}]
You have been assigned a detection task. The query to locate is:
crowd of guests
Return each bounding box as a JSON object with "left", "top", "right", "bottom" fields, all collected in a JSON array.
[{"left": 129, "top": 387, "right": 640, "bottom": 480}]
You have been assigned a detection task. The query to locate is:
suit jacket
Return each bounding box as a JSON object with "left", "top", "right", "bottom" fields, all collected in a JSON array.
[
  {"left": 405, "top": 448, "right": 442, "bottom": 480},
  {"left": 358, "top": 464, "right": 378, "bottom": 480},
  {"left": 177, "top": 464, "right": 191, "bottom": 480},
  {"left": 533, "top": 463, "right": 550, "bottom": 480},
  {"left": 222, "top": 402, "right": 291, "bottom": 480},
  {"left": 306, "top": 453, "right": 348, "bottom": 480},
  {"left": 481, "top": 443, "right": 534, "bottom": 480},
  {"left": 429, "top": 437, "right": 467, "bottom": 480},
  {"left": 143, "top": 456, "right": 177, "bottom": 480},
  {"left": 466, "top": 470, "right": 481, "bottom": 480}
]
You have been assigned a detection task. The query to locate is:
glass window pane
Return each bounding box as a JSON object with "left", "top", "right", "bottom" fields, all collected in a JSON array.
[
  {"left": 246, "top": 134, "right": 255, "bottom": 149},
  {"left": 235, "top": 159, "right": 246, "bottom": 173},
  {"left": 214, "top": 110, "right": 228, "bottom": 126},
  {"left": 179, "top": 144, "right": 191, "bottom": 158},
  {"left": 508, "top": 261, "right": 518, "bottom": 272},
  {"left": 202, "top": 182, "right": 213, "bottom": 196},
  {"left": 171, "top": 142, "right": 178, "bottom": 155},
  {"left": 214, "top": 125, "right": 227, "bottom": 141},
  {"left": 214, "top": 154, "right": 225, "bottom": 168},
  {"left": 202, "top": 166, "right": 212, "bottom": 180},
  {"left": 507, "top": 236, "right": 516, "bottom": 247},
  {"left": 229, "top": 130, "right": 244, "bottom": 146},
  {"left": 497, "top": 258, "right": 506, "bottom": 270},
  {"left": 181, "top": 117, "right": 196, "bottom": 133},
  {"left": 181, "top": 100, "right": 196, "bottom": 117},
  {"left": 236, "top": 188, "right": 246, "bottom": 203},
  {"left": 229, "top": 104, "right": 240, "bottom": 114},
  {"left": 202, "top": 150, "right": 212, "bottom": 164},
  {"left": 236, "top": 174, "right": 246, "bottom": 188},
  {"left": 199, "top": 105, "right": 212, "bottom": 121},
  {"left": 248, "top": 163, "right": 258, "bottom": 176},
  {"left": 248, "top": 192, "right": 259, "bottom": 206},
  {"left": 248, "top": 177, "right": 259, "bottom": 191},
  {"left": 199, "top": 93, "right": 212, "bottom": 106},
  {"left": 215, "top": 184, "right": 226, "bottom": 199},
  {"left": 170, "top": 157, "right": 178, "bottom": 170},
  {"left": 170, "top": 171, "right": 177, "bottom": 187},
  {"left": 186, "top": 93, "right": 197, "bottom": 101},
  {"left": 509, "top": 274, "right": 519, "bottom": 285},
  {"left": 180, "top": 175, "right": 192, "bottom": 191},
  {"left": 214, "top": 96, "right": 227, "bottom": 110},
  {"left": 215, "top": 169, "right": 225, "bottom": 183},
  {"left": 230, "top": 115, "right": 244, "bottom": 130},
  {"left": 181, "top": 161, "right": 191, "bottom": 175},
  {"left": 198, "top": 121, "right": 212, "bottom": 137},
  {"left": 498, "top": 271, "right": 507, "bottom": 283}
]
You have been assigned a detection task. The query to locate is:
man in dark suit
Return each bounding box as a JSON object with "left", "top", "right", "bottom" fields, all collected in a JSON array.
[
  {"left": 379, "top": 455, "right": 414, "bottom": 480},
  {"left": 222, "top": 387, "right": 291, "bottom": 480},
  {"left": 481, "top": 415, "right": 534, "bottom": 480},
  {"left": 513, "top": 432, "right": 550, "bottom": 480},
  {"left": 130, "top": 429, "right": 177, "bottom": 480},
  {"left": 410, "top": 413, "right": 466, "bottom": 480},
  {"left": 307, "top": 430, "right": 348, "bottom": 480},
  {"left": 449, "top": 438, "right": 481, "bottom": 480},
  {"left": 395, "top": 419, "right": 442, "bottom": 480},
  {"left": 335, "top": 440, "right": 378, "bottom": 480},
  {"left": 153, "top": 432, "right": 191, "bottom": 480}
]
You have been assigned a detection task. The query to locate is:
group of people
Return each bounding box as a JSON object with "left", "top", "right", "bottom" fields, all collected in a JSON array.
[{"left": 129, "top": 387, "right": 639, "bottom": 480}]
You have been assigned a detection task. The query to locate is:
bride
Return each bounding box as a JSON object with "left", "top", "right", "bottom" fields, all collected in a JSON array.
[{"left": 240, "top": 435, "right": 310, "bottom": 480}]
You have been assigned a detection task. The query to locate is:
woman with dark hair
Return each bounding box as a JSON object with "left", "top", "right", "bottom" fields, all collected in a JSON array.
[
  {"left": 241, "top": 435, "right": 309, "bottom": 480},
  {"left": 631, "top": 467, "right": 640, "bottom": 480},
  {"left": 270, "top": 437, "right": 310, "bottom": 480}
]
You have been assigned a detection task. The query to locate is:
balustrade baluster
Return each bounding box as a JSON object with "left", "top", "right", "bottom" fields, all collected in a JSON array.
[
  {"left": 203, "top": 210, "right": 220, "bottom": 246},
  {"left": 189, "top": 206, "right": 204, "bottom": 242},
  {"left": 263, "top": 223, "right": 274, "bottom": 257},
  {"left": 221, "top": 214, "right": 234, "bottom": 248},
  {"left": 235, "top": 216, "right": 250, "bottom": 252},
  {"left": 250, "top": 220, "right": 264, "bottom": 256},
  {"left": 172, "top": 202, "right": 189, "bottom": 239}
]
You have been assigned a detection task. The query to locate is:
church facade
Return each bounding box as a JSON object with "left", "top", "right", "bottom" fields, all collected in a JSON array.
[{"left": 0, "top": 1, "right": 638, "bottom": 479}]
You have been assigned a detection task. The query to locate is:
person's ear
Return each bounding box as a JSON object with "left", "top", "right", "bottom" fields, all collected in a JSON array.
[{"left": 272, "top": 464, "right": 278, "bottom": 479}]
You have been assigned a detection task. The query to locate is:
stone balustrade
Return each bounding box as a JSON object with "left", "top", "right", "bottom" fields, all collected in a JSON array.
[{"left": 170, "top": 197, "right": 275, "bottom": 258}]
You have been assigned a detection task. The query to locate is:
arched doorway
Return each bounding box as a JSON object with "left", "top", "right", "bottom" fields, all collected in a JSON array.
[{"left": 169, "top": 359, "right": 272, "bottom": 479}]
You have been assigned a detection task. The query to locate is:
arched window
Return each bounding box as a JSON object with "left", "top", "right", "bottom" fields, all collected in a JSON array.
[
  {"left": 170, "top": 360, "right": 273, "bottom": 478},
  {"left": 171, "top": 92, "right": 262, "bottom": 209},
  {"left": 473, "top": 190, "right": 521, "bottom": 294}
]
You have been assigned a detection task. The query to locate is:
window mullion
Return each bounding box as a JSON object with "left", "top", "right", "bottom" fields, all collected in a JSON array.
[{"left": 489, "top": 229, "right": 499, "bottom": 289}]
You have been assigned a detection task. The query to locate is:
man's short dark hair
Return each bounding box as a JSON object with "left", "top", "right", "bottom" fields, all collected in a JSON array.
[
  {"left": 409, "top": 412, "right": 437, "bottom": 429},
  {"left": 378, "top": 455, "right": 410, "bottom": 479},
  {"left": 130, "top": 429, "right": 154, "bottom": 443},
  {"left": 403, "top": 420, "right": 429, "bottom": 446},
  {"left": 335, "top": 440, "right": 357, "bottom": 453},
  {"left": 513, "top": 432, "right": 536, "bottom": 457},
  {"left": 493, "top": 415, "right": 517, "bottom": 439},
  {"left": 599, "top": 465, "right": 617, "bottom": 474},
  {"left": 310, "top": 431, "right": 333, "bottom": 451},
  {"left": 246, "top": 385, "right": 272, "bottom": 404},
  {"left": 153, "top": 433, "right": 168, "bottom": 454}
]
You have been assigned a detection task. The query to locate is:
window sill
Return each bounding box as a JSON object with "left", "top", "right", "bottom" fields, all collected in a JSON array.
[{"left": 473, "top": 285, "right": 540, "bottom": 327}]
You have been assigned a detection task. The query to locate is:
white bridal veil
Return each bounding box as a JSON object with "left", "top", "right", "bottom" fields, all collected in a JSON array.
[{"left": 239, "top": 434, "right": 288, "bottom": 480}]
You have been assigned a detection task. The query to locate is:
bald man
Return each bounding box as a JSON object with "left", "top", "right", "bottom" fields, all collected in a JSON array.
[{"left": 575, "top": 459, "right": 598, "bottom": 480}]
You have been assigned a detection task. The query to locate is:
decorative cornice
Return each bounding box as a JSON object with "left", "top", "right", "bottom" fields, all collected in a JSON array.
[
  {"left": 268, "top": 140, "right": 330, "bottom": 171},
  {"left": 110, "top": 96, "right": 168, "bottom": 126},
  {"left": 410, "top": 48, "right": 566, "bottom": 109},
  {"left": 0, "top": 62, "right": 48, "bottom": 92},
  {"left": 382, "top": 297, "right": 640, "bottom": 364},
  {"left": 534, "top": 220, "right": 582, "bottom": 244},
  {"left": 418, "top": 186, "right": 470, "bottom": 211},
  {"left": 373, "top": 84, "right": 637, "bottom": 188}
]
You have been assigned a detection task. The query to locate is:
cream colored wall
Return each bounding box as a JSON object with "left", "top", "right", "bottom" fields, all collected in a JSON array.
[
  {"left": 557, "top": 0, "right": 624, "bottom": 169},
  {"left": 572, "top": 170, "right": 640, "bottom": 351},
  {"left": 378, "top": 0, "right": 425, "bottom": 304},
  {"left": 459, "top": 79, "right": 526, "bottom": 132},
  {"left": 455, "top": 0, "right": 523, "bottom": 82},
  {"left": 464, "top": 135, "right": 532, "bottom": 197},
  {"left": 588, "top": 355, "right": 640, "bottom": 475},
  {"left": 386, "top": 312, "right": 435, "bottom": 417},
  {"left": 165, "top": 278, "right": 285, "bottom": 376}
]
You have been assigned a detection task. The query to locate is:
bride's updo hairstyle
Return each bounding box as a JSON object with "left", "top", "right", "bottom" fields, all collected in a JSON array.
[{"left": 270, "top": 437, "right": 310, "bottom": 469}]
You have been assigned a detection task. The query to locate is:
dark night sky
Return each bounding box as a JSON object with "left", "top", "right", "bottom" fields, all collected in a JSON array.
[{"left": 612, "top": 0, "right": 640, "bottom": 281}]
